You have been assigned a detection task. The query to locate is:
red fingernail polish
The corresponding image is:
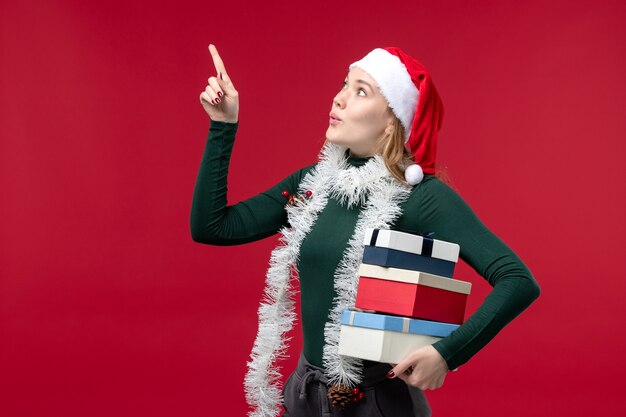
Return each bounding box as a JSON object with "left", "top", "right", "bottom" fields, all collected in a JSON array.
[
  {"left": 386, "top": 371, "right": 395, "bottom": 379},
  {"left": 217, "top": 91, "right": 222, "bottom": 97},
  {"left": 215, "top": 98, "right": 221, "bottom": 103},
  {"left": 220, "top": 72, "right": 223, "bottom": 80}
]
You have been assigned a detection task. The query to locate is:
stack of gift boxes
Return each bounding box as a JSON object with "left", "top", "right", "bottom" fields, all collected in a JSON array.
[{"left": 338, "top": 228, "right": 472, "bottom": 364}]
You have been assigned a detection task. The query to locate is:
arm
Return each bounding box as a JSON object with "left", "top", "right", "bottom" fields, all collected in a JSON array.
[
  {"left": 390, "top": 176, "right": 541, "bottom": 388},
  {"left": 415, "top": 177, "right": 541, "bottom": 370},
  {"left": 192, "top": 45, "right": 314, "bottom": 245},
  {"left": 190, "top": 120, "right": 314, "bottom": 245}
]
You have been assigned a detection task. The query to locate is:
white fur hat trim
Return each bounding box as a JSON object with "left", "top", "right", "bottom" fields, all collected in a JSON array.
[{"left": 349, "top": 48, "right": 419, "bottom": 142}]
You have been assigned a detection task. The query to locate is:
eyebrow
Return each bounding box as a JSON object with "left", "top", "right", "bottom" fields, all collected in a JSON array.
[{"left": 345, "top": 76, "right": 374, "bottom": 92}]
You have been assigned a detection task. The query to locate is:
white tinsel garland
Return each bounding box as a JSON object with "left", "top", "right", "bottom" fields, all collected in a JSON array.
[{"left": 244, "top": 143, "right": 412, "bottom": 417}]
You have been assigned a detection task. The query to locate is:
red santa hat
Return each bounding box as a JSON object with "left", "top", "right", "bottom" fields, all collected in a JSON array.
[{"left": 349, "top": 47, "right": 444, "bottom": 185}]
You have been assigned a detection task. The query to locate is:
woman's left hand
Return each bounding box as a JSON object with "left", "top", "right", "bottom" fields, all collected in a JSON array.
[{"left": 387, "top": 345, "right": 450, "bottom": 390}]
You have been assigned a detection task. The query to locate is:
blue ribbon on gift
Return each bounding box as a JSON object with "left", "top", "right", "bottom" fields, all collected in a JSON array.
[{"left": 368, "top": 228, "right": 434, "bottom": 257}]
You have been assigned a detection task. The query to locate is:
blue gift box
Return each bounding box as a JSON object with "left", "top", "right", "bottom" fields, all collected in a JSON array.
[{"left": 340, "top": 310, "right": 459, "bottom": 338}]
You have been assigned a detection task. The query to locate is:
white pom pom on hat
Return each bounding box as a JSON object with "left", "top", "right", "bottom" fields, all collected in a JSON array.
[
  {"left": 404, "top": 163, "right": 424, "bottom": 186},
  {"left": 349, "top": 47, "right": 444, "bottom": 186}
]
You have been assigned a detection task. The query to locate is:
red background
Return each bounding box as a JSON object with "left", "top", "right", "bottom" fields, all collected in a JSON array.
[{"left": 1, "top": 1, "right": 625, "bottom": 416}]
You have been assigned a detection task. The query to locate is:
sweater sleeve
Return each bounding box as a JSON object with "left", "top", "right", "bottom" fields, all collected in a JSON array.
[
  {"left": 411, "top": 177, "right": 541, "bottom": 371},
  {"left": 190, "top": 120, "right": 314, "bottom": 245}
]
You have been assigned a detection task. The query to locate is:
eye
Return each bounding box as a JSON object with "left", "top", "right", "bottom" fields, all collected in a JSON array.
[{"left": 342, "top": 80, "right": 367, "bottom": 97}]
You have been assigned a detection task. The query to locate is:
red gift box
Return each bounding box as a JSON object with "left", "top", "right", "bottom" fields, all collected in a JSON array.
[{"left": 355, "top": 264, "right": 472, "bottom": 324}]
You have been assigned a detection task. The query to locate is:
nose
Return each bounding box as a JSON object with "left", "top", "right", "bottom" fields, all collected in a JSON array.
[{"left": 333, "top": 89, "right": 347, "bottom": 109}]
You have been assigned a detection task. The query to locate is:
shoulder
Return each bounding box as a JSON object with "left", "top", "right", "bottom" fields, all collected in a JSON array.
[
  {"left": 407, "top": 175, "right": 462, "bottom": 204},
  {"left": 401, "top": 176, "right": 478, "bottom": 225},
  {"left": 293, "top": 162, "right": 318, "bottom": 183},
  {"left": 300, "top": 162, "right": 318, "bottom": 176},
  {"left": 278, "top": 162, "right": 318, "bottom": 194},
  {"left": 282, "top": 162, "right": 317, "bottom": 181}
]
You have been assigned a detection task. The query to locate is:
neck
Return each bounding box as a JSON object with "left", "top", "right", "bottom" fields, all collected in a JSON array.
[{"left": 348, "top": 148, "right": 375, "bottom": 158}]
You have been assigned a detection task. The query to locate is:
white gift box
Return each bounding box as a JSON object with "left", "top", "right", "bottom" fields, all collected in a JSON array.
[
  {"left": 363, "top": 228, "right": 460, "bottom": 262},
  {"left": 338, "top": 310, "right": 459, "bottom": 364}
]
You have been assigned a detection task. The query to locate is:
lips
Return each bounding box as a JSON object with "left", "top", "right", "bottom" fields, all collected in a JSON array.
[{"left": 329, "top": 112, "right": 342, "bottom": 121}]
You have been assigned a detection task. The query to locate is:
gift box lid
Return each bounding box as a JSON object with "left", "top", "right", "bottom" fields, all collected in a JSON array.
[
  {"left": 363, "top": 228, "right": 460, "bottom": 262},
  {"left": 362, "top": 245, "right": 456, "bottom": 278},
  {"left": 359, "top": 264, "right": 472, "bottom": 294},
  {"left": 341, "top": 310, "right": 459, "bottom": 337}
]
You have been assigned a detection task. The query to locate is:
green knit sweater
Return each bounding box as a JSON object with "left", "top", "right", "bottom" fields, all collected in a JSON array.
[{"left": 191, "top": 121, "right": 541, "bottom": 371}]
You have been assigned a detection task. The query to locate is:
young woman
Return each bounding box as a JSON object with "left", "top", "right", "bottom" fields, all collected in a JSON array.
[{"left": 191, "top": 44, "right": 540, "bottom": 417}]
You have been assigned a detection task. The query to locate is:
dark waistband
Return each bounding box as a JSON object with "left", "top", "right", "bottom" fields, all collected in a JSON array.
[{"left": 295, "top": 351, "right": 392, "bottom": 388}]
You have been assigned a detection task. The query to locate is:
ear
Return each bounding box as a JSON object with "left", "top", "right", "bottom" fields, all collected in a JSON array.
[
  {"left": 384, "top": 107, "right": 396, "bottom": 134},
  {"left": 385, "top": 118, "right": 394, "bottom": 135}
]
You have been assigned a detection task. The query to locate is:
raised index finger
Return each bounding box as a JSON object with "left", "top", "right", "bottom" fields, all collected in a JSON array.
[{"left": 208, "top": 44, "right": 228, "bottom": 78}]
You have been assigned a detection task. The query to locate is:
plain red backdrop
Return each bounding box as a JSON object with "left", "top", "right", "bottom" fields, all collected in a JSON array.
[{"left": 1, "top": 0, "right": 625, "bottom": 416}]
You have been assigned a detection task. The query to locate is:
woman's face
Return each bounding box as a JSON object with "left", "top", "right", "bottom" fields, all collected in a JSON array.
[{"left": 326, "top": 67, "right": 394, "bottom": 157}]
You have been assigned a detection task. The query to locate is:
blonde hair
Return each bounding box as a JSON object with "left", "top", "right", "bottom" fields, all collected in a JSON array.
[{"left": 374, "top": 109, "right": 414, "bottom": 185}]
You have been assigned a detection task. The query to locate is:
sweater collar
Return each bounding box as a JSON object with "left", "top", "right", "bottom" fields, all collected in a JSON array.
[{"left": 344, "top": 148, "right": 375, "bottom": 167}]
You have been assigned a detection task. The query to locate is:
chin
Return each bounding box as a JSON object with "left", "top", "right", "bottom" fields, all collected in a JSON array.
[
  {"left": 326, "top": 137, "right": 348, "bottom": 148},
  {"left": 325, "top": 130, "right": 346, "bottom": 147}
]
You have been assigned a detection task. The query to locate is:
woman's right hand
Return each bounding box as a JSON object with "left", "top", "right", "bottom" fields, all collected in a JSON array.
[{"left": 199, "top": 44, "right": 239, "bottom": 123}]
